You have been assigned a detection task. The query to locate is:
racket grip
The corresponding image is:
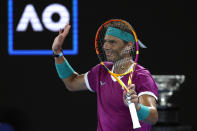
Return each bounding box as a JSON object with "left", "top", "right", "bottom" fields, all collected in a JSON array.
[{"left": 128, "top": 103, "right": 141, "bottom": 129}]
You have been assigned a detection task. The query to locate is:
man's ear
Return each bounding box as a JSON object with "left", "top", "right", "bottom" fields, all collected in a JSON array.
[
  {"left": 124, "top": 42, "right": 134, "bottom": 50},
  {"left": 128, "top": 42, "right": 134, "bottom": 47}
]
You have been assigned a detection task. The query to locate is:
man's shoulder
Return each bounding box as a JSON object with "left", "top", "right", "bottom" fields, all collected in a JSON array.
[{"left": 135, "top": 64, "right": 151, "bottom": 76}]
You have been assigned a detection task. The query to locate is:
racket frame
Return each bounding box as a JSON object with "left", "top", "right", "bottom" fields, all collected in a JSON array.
[{"left": 95, "top": 19, "right": 141, "bottom": 129}]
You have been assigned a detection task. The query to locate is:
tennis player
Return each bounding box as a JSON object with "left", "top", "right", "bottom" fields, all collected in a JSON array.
[{"left": 52, "top": 22, "right": 158, "bottom": 131}]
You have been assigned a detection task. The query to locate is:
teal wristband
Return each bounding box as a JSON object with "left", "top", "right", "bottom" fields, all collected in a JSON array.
[
  {"left": 137, "top": 104, "right": 150, "bottom": 121},
  {"left": 55, "top": 59, "right": 75, "bottom": 79}
]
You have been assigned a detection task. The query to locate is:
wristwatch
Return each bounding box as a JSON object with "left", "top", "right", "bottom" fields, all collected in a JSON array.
[{"left": 53, "top": 50, "right": 64, "bottom": 57}]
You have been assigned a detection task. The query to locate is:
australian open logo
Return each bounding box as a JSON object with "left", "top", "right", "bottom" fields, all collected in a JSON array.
[{"left": 8, "top": 0, "right": 78, "bottom": 55}]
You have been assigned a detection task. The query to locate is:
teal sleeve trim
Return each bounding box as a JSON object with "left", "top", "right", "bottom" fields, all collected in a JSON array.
[
  {"left": 55, "top": 59, "right": 75, "bottom": 79},
  {"left": 137, "top": 104, "right": 150, "bottom": 121}
]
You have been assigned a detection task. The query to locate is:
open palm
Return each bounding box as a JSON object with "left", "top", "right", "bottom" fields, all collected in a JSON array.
[{"left": 52, "top": 24, "right": 71, "bottom": 53}]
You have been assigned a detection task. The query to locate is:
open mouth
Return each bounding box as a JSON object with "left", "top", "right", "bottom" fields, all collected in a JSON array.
[
  {"left": 104, "top": 51, "right": 115, "bottom": 62},
  {"left": 104, "top": 50, "right": 113, "bottom": 56},
  {"left": 105, "top": 52, "right": 111, "bottom": 56}
]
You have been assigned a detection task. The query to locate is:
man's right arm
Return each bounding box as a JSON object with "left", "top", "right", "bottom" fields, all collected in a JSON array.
[
  {"left": 52, "top": 24, "right": 88, "bottom": 92},
  {"left": 54, "top": 53, "right": 88, "bottom": 92}
]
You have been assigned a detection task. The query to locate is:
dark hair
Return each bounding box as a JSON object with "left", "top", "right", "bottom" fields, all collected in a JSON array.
[{"left": 104, "top": 20, "right": 133, "bottom": 35}]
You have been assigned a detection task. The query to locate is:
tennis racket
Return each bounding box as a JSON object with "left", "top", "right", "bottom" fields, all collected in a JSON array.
[{"left": 95, "top": 19, "right": 141, "bottom": 129}]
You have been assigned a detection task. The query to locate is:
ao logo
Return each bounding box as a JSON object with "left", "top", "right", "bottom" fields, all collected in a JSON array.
[
  {"left": 16, "top": 3, "right": 70, "bottom": 32},
  {"left": 8, "top": 0, "right": 78, "bottom": 55}
]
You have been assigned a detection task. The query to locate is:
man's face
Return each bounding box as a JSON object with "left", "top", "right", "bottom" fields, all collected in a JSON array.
[{"left": 103, "top": 35, "right": 131, "bottom": 62}]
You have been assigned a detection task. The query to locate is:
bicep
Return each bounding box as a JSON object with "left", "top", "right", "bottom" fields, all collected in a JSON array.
[
  {"left": 139, "top": 95, "right": 158, "bottom": 124},
  {"left": 139, "top": 94, "right": 157, "bottom": 108},
  {"left": 62, "top": 73, "right": 88, "bottom": 91}
]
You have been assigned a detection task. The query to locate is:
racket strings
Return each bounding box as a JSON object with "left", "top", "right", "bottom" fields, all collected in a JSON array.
[
  {"left": 95, "top": 19, "right": 140, "bottom": 92},
  {"left": 113, "top": 58, "right": 133, "bottom": 67},
  {"left": 97, "top": 23, "right": 136, "bottom": 63}
]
